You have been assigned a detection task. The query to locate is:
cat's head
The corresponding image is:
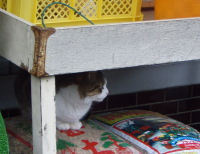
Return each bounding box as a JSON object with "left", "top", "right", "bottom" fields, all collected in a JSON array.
[{"left": 76, "top": 71, "right": 109, "bottom": 102}]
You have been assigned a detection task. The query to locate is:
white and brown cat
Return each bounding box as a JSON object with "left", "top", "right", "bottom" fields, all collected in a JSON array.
[
  {"left": 55, "top": 71, "right": 108, "bottom": 130},
  {"left": 15, "top": 71, "right": 108, "bottom": 130}
]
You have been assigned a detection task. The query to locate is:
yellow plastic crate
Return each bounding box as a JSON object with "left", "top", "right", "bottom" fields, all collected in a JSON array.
[{"left": 0, "top": 0, "right": 143, "bottom": 27}]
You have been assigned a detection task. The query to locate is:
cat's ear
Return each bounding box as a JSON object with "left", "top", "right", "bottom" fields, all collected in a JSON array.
[
  {"left": 87, "top": 71, "right": 102, "bottom": 81},
  {"left": 75, "top": 71, "right": 102, "bottom": 83},
  {"left": 87, "top": 72, "right": 95, "bottom": 80},
  {"left": 75, "top": 72, "right": 89, "bottom": 83}
]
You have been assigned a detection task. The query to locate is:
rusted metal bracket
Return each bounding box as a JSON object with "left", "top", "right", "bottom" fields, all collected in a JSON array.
[{"left": 31, "top": 26, "right": 56, "bottom": 77}]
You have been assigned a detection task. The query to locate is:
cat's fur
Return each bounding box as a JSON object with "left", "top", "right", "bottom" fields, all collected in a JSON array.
[{"left": 15, "top": 70, "right": 108, "bottom": 130}]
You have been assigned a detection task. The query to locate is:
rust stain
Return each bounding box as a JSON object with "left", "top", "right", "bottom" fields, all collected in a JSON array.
[{"left": 31, "top": 26, "right": 56, "bottom": 77}]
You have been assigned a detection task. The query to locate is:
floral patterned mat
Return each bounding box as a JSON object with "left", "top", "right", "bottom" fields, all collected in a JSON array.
[{"left": 5, "top": 116, "right": 143, "bottom": 154}]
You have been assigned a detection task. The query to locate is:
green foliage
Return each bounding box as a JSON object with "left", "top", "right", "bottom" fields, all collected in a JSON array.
[
  {"left": 57, "top": 139, "right": 76, "bottom": 151},
  {"left": 110, "top": 136, "right": 123, "bottom": 142},
  {"left": 102, "top": 132, "right": 113, "bottom": 136},
  {"left": 101, "top": 132, "right": 123, "bottom": 142},
  {"left": 103, "top": 141, "right": 114, "bottom": 148},
  {"left": 119, "top": 143, "right": 130, "bottom": 147},
  {"left": 100, "top": 136, "right": 109, "bottom": 141},
  {"left": 86, "top": 120, "right": 104, "bottom": 130}
]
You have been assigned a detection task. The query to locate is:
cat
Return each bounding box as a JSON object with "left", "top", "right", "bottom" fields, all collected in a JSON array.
[
  {"left": 56, "top": 71, "right": 108, "bottom": 130},
  {"left": 14, "top": 70, "right": 108, "bottom": 130}
]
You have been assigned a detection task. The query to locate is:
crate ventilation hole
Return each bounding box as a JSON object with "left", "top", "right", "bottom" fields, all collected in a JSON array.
[{"left": 41, "top": 2, "right": 95, "bottom": 28}]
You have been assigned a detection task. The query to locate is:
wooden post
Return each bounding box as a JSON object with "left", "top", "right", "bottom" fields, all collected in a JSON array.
[{"left": 31, "top": 75, "right": 56, "bottom": 154}]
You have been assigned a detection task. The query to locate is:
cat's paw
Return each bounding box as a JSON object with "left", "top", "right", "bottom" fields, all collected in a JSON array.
[
  {"left": 70, "top": 121, "right": 82, "bottom": 130},
  {"left": 57, "top": 123, "right": 70, "bottom": 130}
]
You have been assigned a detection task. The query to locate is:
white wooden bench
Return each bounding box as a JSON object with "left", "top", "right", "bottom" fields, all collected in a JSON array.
[{"left": 1, "top": 8, "right": 200, "bottom": 154}]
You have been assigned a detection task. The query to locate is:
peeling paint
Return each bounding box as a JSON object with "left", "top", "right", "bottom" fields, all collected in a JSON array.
[
  {"left": 20, "top": 63, "right": 29, "bottom": 71},
  {"left": 31, "top": 26, "right": 55, "bottom": 77}
]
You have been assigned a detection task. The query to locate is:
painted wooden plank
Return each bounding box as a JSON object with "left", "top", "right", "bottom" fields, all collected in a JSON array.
[
  {"left": 45, "top": 17, "right": 200, "bottom": 75},
  {"left": 0, "top": 9, "right": 35, "bottom": 72},
  {"left": 1, "top": 8, "right": 200, "bottom": 77},
  {"left": 31, "top": 75, "right": 56, "bottom": 154}
]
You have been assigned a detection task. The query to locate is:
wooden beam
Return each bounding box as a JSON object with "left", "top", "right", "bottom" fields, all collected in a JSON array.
[
  {"left": 45, "top": 18, "right": 200, "bottom": 75},
  {"left": 0, "top": 9, "right": 35, "bottom": 72},
  {"left": 1, "top": 8, "right": 200, "bottom": 77},
  {"left": 31, "top": 75, "right": 56, "bottom": 154}
]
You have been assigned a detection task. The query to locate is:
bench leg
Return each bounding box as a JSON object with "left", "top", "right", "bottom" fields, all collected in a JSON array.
[{"left": 31, "top": 75, "right": 56, "bottom": 154}]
